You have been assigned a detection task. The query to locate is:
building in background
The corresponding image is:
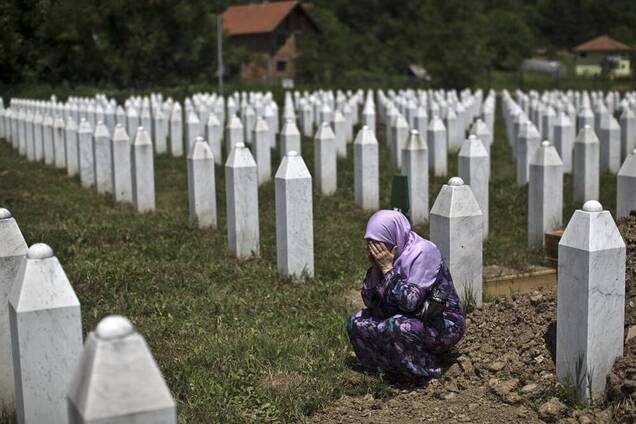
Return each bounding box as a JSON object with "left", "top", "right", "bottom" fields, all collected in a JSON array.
[
  {"left": 573, "top": 35, "right": 632, "bottom": 78},
  {"left": 223, "top": 1, "right": 320, "bottom": 81}
]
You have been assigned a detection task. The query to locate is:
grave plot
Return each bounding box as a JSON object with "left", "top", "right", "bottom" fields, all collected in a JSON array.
[{"left": 0, "top": 88, "right": 633, "bottom": 423}]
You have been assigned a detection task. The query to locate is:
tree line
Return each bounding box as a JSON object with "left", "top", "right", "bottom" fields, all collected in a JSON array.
[{"left": 2, "top": 0, "right": 636, "bottom": 88}]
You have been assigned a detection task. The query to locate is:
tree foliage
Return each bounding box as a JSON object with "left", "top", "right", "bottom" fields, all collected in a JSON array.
[{"left": 2, "top": 0, "right": 636, "bottom": 88}]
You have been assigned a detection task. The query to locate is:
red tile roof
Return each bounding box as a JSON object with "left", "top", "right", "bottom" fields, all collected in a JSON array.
[
  {"left": 573, "top": 35, "right": 632, "bottom": 52},
  {"left": 223, "top": 1, "right": 299, "bottom": 36}
]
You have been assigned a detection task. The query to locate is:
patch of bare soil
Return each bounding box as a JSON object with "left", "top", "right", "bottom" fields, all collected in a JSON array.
[{"left": 312, "top": 215, "right": 636, "bottom": 424}]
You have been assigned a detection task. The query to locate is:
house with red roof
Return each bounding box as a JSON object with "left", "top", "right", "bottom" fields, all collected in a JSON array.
[
  {"left": 223, "top": 1, "right": 320, "bottom": 81},
  {"left": 573, "top": 35, "right": 632, "bottom": 78}
]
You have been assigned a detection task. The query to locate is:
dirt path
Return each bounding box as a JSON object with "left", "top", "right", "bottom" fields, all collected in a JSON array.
[{"left": 312, "top": 214, "right": 636, "bottom": 423}]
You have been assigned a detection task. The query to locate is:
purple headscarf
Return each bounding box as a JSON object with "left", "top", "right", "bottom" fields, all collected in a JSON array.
[{"left": 365, "top": 210, "right": 442, "bottom": 285}]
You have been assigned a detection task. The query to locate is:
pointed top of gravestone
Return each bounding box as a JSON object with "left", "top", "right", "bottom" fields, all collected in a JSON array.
[
  {"left": 575, "top": 125, "right": 600, "bottom": 145},
  {"left": 228, "top": 114, "right": 243, "bottom": 129},
  {"left": 187, "top": 110, "right": 200, "bottom": 124},
  {"left": 281, "top": 119, "right": 300, "bottom": 136},
  {"left": 133, "top": 127, "right": 152, "bottom": 146},
  {"left": 353, "top": 125, "right": 378, "bottom": 145},
  {"left": 94, "top": 121, "right": 110, "bottom": 138},
  {"left": 560, "top": 201, "right": 624, "bottom": 251},
  {"left": 0, "top": 208, "right": 27, "bottom": 257},
  {"left": 430, "top": 178, "right": 482, "bottom": 218},
  {"left": 95, "top": 315, "right": 135, "bottom": 340},
  {"left": 10, "top": 243, "right": 80, "bottom": 313},
  {"left": 43, "top": 114, "right": 54, "bottom": 125},
  {"left": 65, "top": 115, "right": 78, "bottom": 131},
  {"left": 207, "top": 112, "right": 220, "bottom": 126},
  {"left": 395, "top": 114, "right": 408, "bottom": 128},
  {"left": 170, "top": 104, "right": 182, "bottom": 121},
  {"left": 619, "top": 148, "right": 636, "bottom": 178},
  {"left": 621, "top": 107, "right": 635, "bottom": 120},
  {"left": 79, "top": 118, "right": 93, "bottom": 134},
  {"left": 429, "top": 116, "right": 446, "bottom": 132},
  {"left": 459, "top": 135, "right": 488, "bottom": 158},
  {"left": 315, "top": 122, "right": 335, "bottom": 140},
  {"left": 225, "top": 141, "right": 256, "bottom": 168},
  {"left": 113, "top": 123, "right": 129, "bottom": 142},
  {"left": 254, "top": 116, "right": 269, "bottom": 132},
  {"left": 609, "top": 115, "right": 620, "bottom": 130},
  {"left": 555, "top": 110, "right": 572, "bottom": 127},
  {"left": 446, "top": 107, "right": 457, "bottom": 120},
  {"left": 334, "top": 110, "right": 345, "bottom": 122},
  {"left": 54, "top": 116, "right": 65, "bottom": 128},
  {"left": 405, "top": 129, "right": 426, "bottom": 151},
  {"left": 189, "top": 137, "right": 214, "bottom": 161},
  {"left": 275, "top": 150, "right": 311, "bottom": 180},
  {"left": 532, "top": 140, "right": 563, "bottom": 167}
]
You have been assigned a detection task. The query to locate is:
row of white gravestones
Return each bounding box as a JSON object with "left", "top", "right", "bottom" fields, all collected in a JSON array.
[{"left": 0, "top": 209, "right": 176, "bottom": 423}]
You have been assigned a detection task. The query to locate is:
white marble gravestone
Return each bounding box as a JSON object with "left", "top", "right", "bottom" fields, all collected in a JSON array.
[
  {"left": 391, "top": 114, "right": 409, "bottom": 170},
  {"left": 206, "top": 112, "right": 222, "bottom": 165},
  {"left": 131, "top": 127, "right": 156, "bottom": 213},
  {"left": 275, "top": 151, "right": 314, "bottom": 279},
  {"left": 252, "top": 117, "right": 272, "bottom": 185},
  {"left": 53, "top": 117, "right": 66, "bottom": 169},
  {"left": 446, "top": 107, "right": 462, "bottom": 153},
  {"left": 187, "top": 137, "right": 217, "bottom": 229},
  {"left": 185, "top": 109, "right": 201, "bottom": 155},
  {"left": 314, "top": 122, "right": 337, "bottom": 195},
  {"left": 32, "top": 112, "right": 44, "bottom": 162},
  {"left": 516, "top": 121, "right": 541, "bottom": 186},
  {"left": 42, "top": 115, "right": 55, "bottom": 166},
  {"left": 93, "top": 121, "right": 113, "bottom": 194},
  {"left": 67, "top": 315, "right": 176, "bottom": 424},
  {"left": 125, "top": 106, "right": 140, "bottom": 142},
  {"left": 279, "top": 119, "right": 301, "bottom": 158},
  {"left": 573, "top": 125, "right": 600, "bottom": 203},
  {"left": 111, "top": 124, "right": 133, "bottom": 203},
  {"left": 224, "top": 114, "right": 243, "bottom": 154},
  {"left": 600, "top": 115, "right": 621, "bottom": 174},
  {"left": 617, "top": 148, "right": 636, "bottom": 218},
  {"left": 402, "top": 129, "right": 428, "bottom": 225},
  {"left": 427, "top": 116, "right": 447, "bottom": 177},
  {"left": 9, "top": 243, "right": 83, "bottom": 424},
  {"left": 458, "top": 135, "right": 489, "bottom": 239},
  {"left": 153, "top": 108, "right": 168, "bottom": 154},
  {"left": 0, "top": 209, "right": 27, "bottom": 414},
  {"left": 225, "top": 142, "right": 259, "bottom": 259},
  {"left": 65, "top": 116, "right": 80, "bottom": 177},
  {"left": 557, "top": 200, "right": 625, "bottom": 401},
  {"left": 430, "top": 177, "right": 483, "bottom": 305},
  {"left": 333, "top": 110, "right": 347, "bottom": 158},
  {"left": 528, "top": 141, "right": 563, "bottom": 248},
  {"left": 169, "top": 104, "right": 183, "bottom": 157},
  {"left": 353, "top": 126, "right": 379, "bottom": 210},
  {"left": 78, "top": 119, "right": 95, "bottom": 188},
  {"left": 554, "top": 111, "right": 574, "bottom": 173},
  {"left": 620, "top": 107, "right": 636, "bottom": 163}
]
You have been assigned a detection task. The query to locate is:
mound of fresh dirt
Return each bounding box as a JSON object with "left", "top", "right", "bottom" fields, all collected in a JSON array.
[{"left": 312, "top": 214, "right": 636, "bottom": 424}]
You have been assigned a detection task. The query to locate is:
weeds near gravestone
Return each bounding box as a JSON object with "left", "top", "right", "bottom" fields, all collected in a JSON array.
[
  {"left": 561, "top": 352, "right": 588, "bottom": 407},
  {"left": 461, "top": 283, "right": 477, "bottom": 314}
]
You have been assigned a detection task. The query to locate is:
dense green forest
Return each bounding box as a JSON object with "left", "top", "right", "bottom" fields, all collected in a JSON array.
[{"left": 2, "top": 0, "right": 636, "bottom": 88}]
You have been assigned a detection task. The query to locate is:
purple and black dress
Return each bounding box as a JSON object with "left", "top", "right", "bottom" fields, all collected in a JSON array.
[{"left": 347, "top": 210, "right": 466, "bottom": 381}]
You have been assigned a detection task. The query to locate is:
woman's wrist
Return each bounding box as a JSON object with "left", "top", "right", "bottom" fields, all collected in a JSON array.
[{"left": 381, "top": 266, "right": 393, "bottom": 275}]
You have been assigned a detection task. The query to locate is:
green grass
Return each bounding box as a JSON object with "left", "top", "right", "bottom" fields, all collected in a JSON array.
[{"left": 0, "top": 101, "right": 617, "bottom": 422}]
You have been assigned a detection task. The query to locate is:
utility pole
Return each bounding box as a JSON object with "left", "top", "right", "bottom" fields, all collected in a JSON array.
[{"left": 217, "top": 13, "right": 224, "bottom": 95}]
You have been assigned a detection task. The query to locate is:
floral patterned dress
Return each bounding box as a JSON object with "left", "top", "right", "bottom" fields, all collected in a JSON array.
[{"left": 347, "top": 260, "right": 465, "bottom": 381}]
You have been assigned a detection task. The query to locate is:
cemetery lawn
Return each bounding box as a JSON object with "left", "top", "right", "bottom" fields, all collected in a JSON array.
[{"left": 0, "top": 104, "right": 618, "bottom": 422}]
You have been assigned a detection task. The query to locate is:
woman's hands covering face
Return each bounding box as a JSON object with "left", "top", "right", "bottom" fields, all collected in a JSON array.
[{"left": 367, "top": 240, "right": 396, "bottom": 275}]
